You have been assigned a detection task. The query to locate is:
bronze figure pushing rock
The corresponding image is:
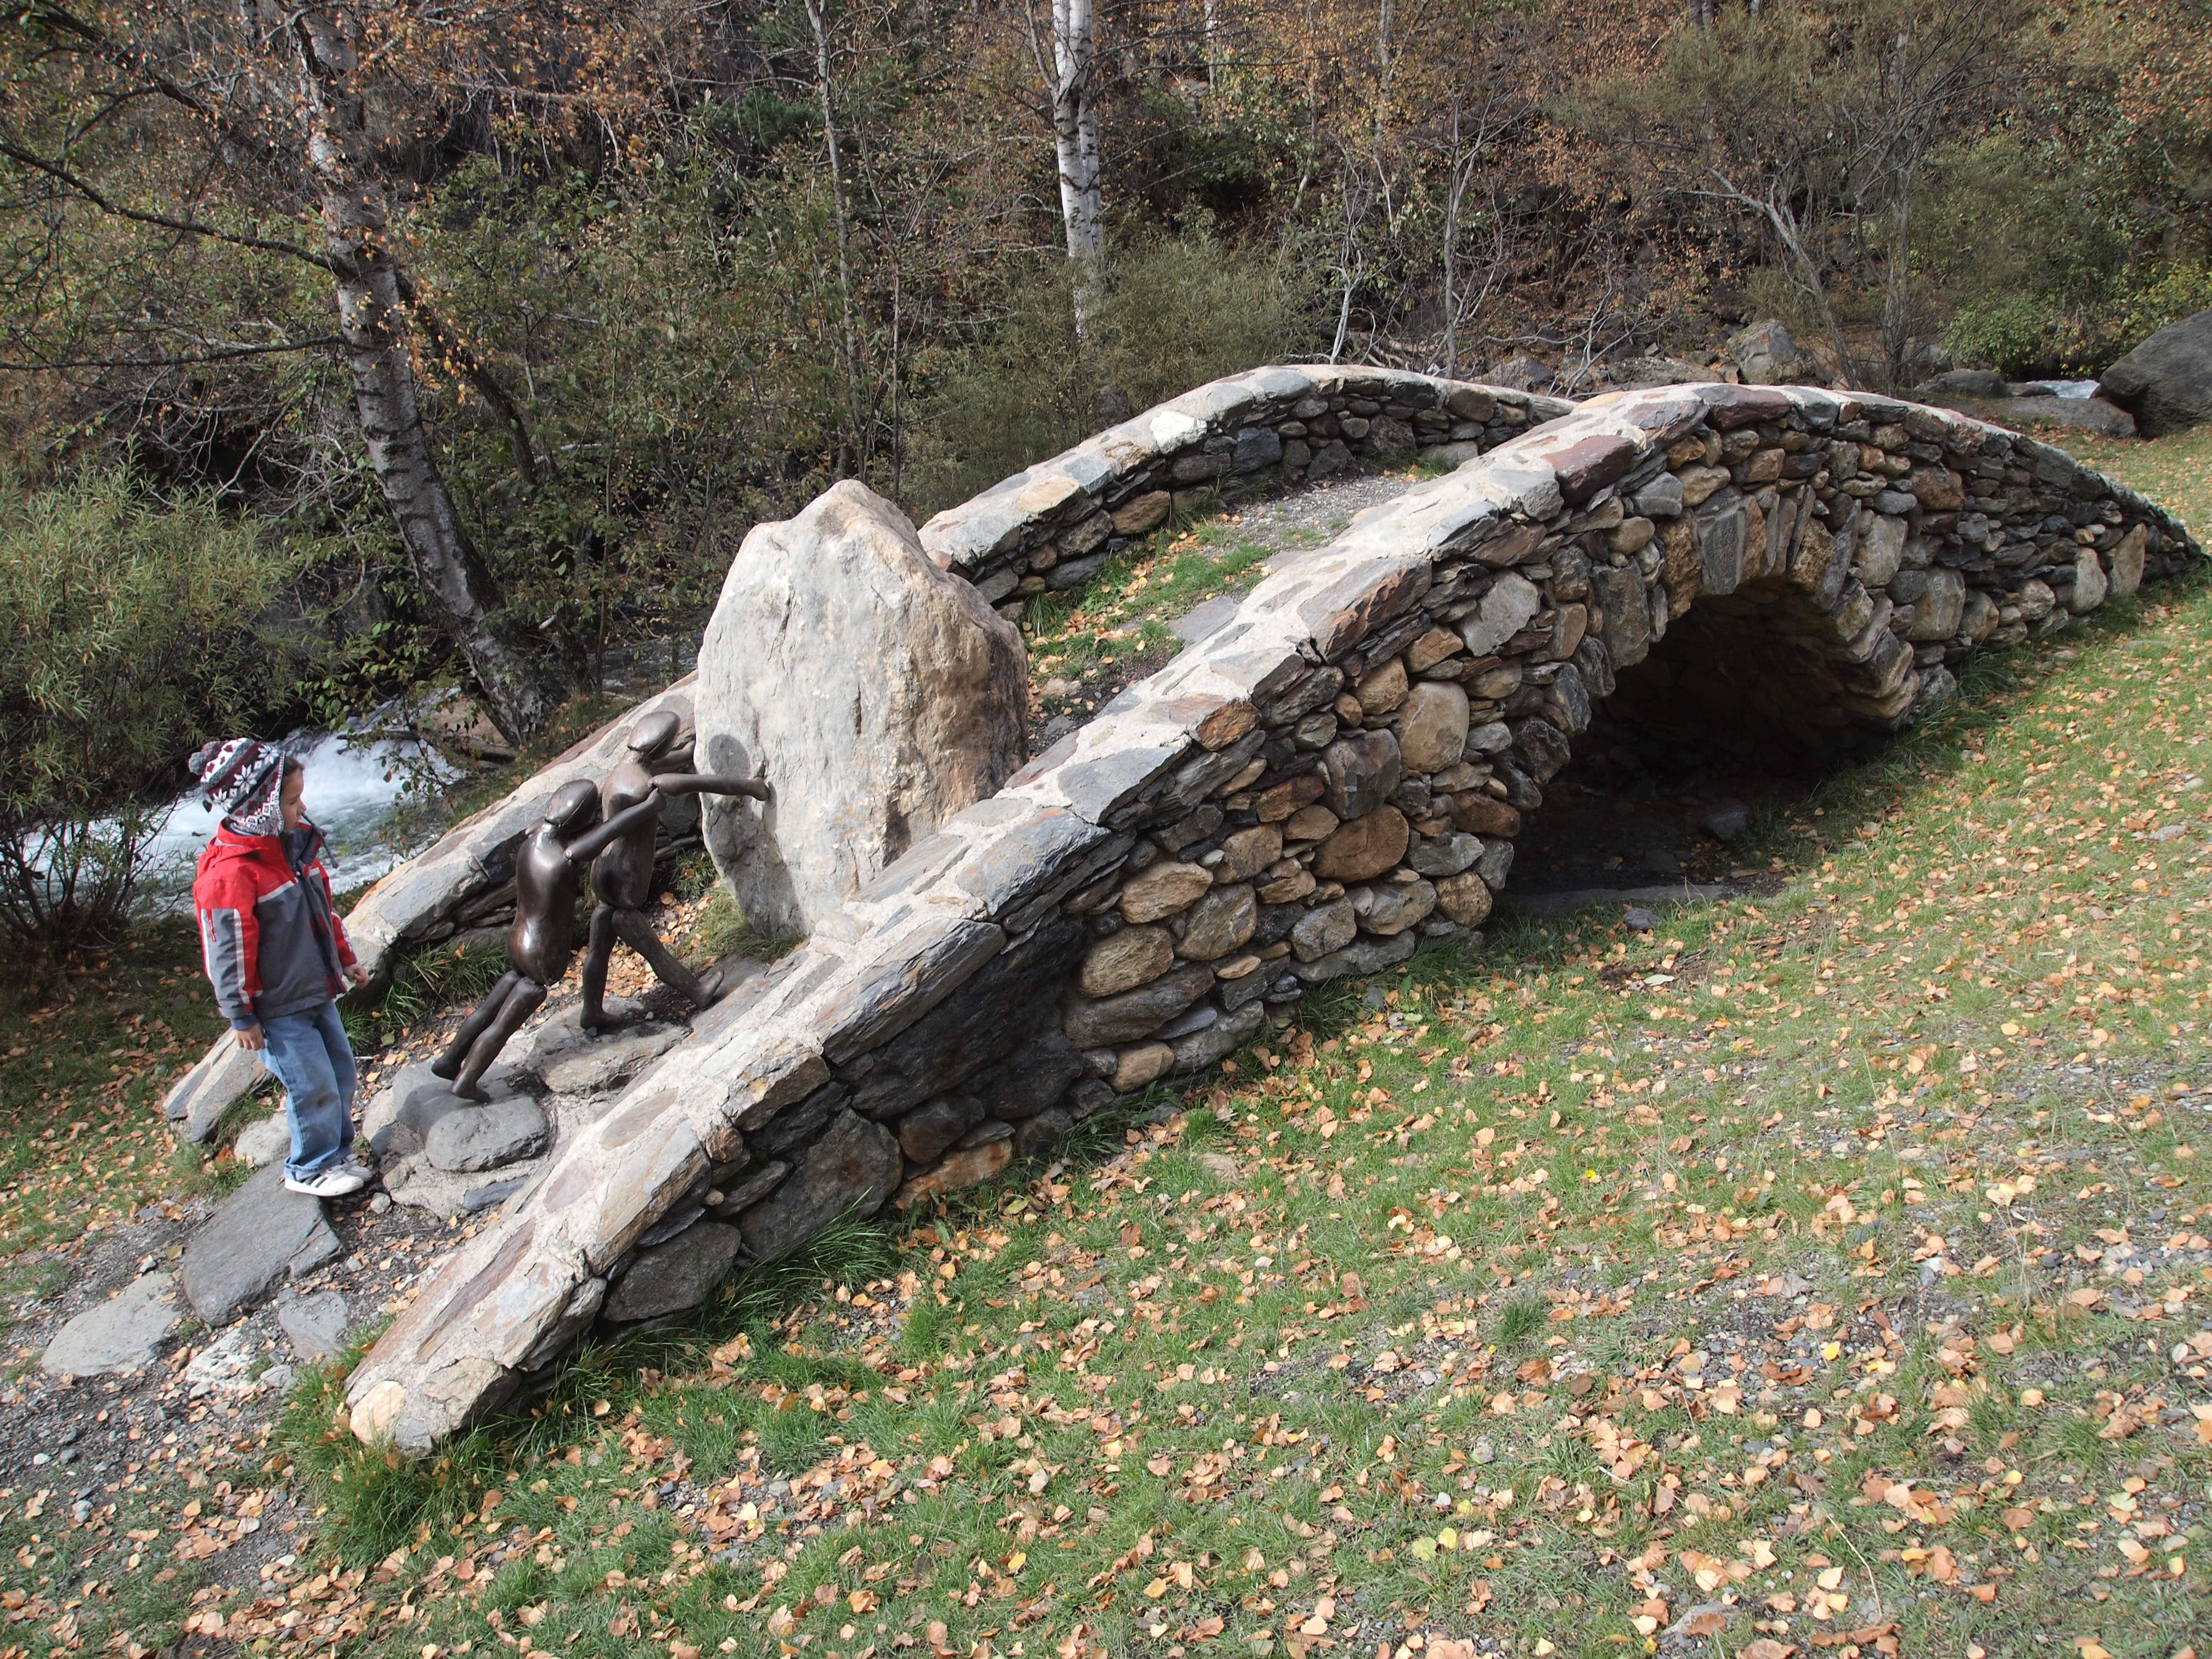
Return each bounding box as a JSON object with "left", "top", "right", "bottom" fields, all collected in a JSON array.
[{"left": 579, "top": 710, "right": 769, "bottom": 1033}]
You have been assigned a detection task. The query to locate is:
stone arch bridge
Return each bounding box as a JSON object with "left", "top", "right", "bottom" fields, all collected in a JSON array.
[{"left": 167, "top": 369, "right": 2199, "bottom": 1452}]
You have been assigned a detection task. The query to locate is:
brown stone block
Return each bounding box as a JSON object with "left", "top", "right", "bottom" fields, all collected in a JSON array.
[
  {"left": 1542, "top": 432, "right": 1640, "bottom": 504},
  {"left": 1450, "top": 792, "right": 1522, "bottom": 837},
  {"left": 1355, "top": 656, "right": 1410, "bottom": 715},
  {"left": 1703, "top": 386, "right": 1793, "bottom": 428},
  {"left": 1908, "top": 466, "right": 1966, "bottom": 511},
  {"left": 1112, "top": 490, "right": 1172, "bottom": 535},
  {"left": 1435, "top": 872, "right": 1494, "bottom": 925},
  {"left": 1212, "top": 823, "right": 1283, "bottom": 882},
  {"left": 1311, "top": 806, "right": 1411, "bottom": 882},
  {"left": 895, "top": 1138, "right": 1012, "bottom": 1207},
  {"left": 1081, "top": 925, "right": 1176, "bottom": 996},
  {"left": 1253, "top": 770, "right": 1326, "bottom": 822},
  {"left": 1406, "top": 626, "right": 1465, "bottom": 673},
  {"left": 1119, "top": 861, "right": 1214, "bottom": 923}
]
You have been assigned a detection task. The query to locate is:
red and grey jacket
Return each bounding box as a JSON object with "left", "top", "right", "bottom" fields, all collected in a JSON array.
[{"left": 192, "top": 822, "right": 357, "bottom": 1030}]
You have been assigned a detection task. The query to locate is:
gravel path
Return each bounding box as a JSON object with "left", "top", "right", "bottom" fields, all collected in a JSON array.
[
  {"left": 1208, "top": 467, "right": 1420, "bottom": 561},
  {"left": 1166, "top": 467, "right": 1421, "bottom": 651}
]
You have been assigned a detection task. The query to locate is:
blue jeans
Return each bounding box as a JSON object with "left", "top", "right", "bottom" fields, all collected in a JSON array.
[{"left": 257, "top": 1001, "right": 358, "bottom": 1179}]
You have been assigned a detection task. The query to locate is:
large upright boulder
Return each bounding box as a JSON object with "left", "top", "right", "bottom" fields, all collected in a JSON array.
[
  {"left": 2099, "top": 310, "right": 2212, "bottom": 437},
  {"left": 1727, "top": 320, "right": 1803, "bottom": 386},
  {"left": 697, "top": 481, "right": 1028, "bottom": 935}
]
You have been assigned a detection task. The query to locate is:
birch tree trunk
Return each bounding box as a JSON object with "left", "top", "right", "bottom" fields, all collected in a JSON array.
[
  {"left": 1046, "top": 0, "right": 1105, "bottom": 337},
  {"left": 804, "top": 0, "right": 865, "bottom": 468},
  {"left": 291, "top": 8, "right": 560, "bottom": 741}
]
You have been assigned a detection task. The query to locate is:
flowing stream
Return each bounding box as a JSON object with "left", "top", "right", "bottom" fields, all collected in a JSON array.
[{"left": 137, "top": 720, "right": 459, "bottom": 911}]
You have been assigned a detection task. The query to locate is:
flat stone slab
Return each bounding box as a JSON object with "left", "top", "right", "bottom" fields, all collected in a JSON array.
[
  {"left": 364, "top": 1060, "right": 527, "bottom": 1160},
  {"left": 426, "top": 1098, "right": 550, "bottom": 1173},
  {"left": 181, "top": 1164, "right": 340, "bottom": 1326},
  {"left": 461, "top": 1176, "right": 530, "bottom": 1212},
  {"left": 234, "top": 1111, "right": 291, "bottom": 1168},
  {"left": 277, "top": 1290, "right": 351, "bottom": 1362},
  {"left": 537, "top": 1023, "right": 686, "bottom": 1097},
  {"left": 602, "top": 1221, "right": 746, "bottom": 1323},
  {"left": 163, "top": 1035, "right": 269, "bottom": 1143},
  {"left": 383, "top": 1153, "right": 543, "bottom": 1219},
  {"left": 183, "top": 1325, "right": 291, "bottom": 1399},
  {"left": 1170, "top": 594, "right": 1245, "bottom": 647},
  {"left": 42, "top": 1273, "right": 183, "bottom": 1376},
  {"left": 505, "top": 999, "right": 647, "bottom": 1080}
]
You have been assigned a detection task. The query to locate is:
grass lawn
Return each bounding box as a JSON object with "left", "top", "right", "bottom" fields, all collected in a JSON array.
[{"left": 7, "top": 427, "right": 2212, "bottom": 1659}]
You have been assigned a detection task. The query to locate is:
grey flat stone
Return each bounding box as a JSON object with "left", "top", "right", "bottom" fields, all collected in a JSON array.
[
  {"left": 182, "top": 1325, "right": 289, "bottom": 1398},
  {"left": 41, "top": 1273, "right": 183, "bottom": 1376},
  {"left": 734, "top": 1110, "right": 902, "bottom": 1261},
  {"left": 506, "top": 1000, "right": 646, "bottom": 1079},
  {"left": 276, "top": 1290, "right": 350, "bottom": 1362},
  {"left": 461, "top": 1176, "right": 529, "bottom": 1212},
  {"left": 363, "top": 1060, "right": 526, "bottom": 1159},
  {"left": 602, "top": 1221, "right": 747, "bottom": 1323},
  {"left": 1700, "top": 802, "right": 1752, "bottom": 842},
  {"left": 538, "top": 1023, "right": 685, "bottom": 1096},
  {"left": 381, "top": 1153, "right": 501, "bottom": 1219},
  {"left": 1170, "top": 594, "right": 1246, "bottom": 648},
  {"left": 425, "top": 1098, "right": 550, "bottom": 1173},
  {"left": 233, "top": 1111, "right": 291, "bottom": 1168},
  {"left": 162, "top": 1035, "right": 268, "bottom": 1143},
  {"left": 182, "top": 1165, "right": 338, "bottom": 1325}
]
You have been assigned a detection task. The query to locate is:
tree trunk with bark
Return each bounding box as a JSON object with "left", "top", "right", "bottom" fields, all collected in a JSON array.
[
  {"left": 291, "top": 9, "right": 561, "bottom": 742},
  {"left": 1046, "top": 0, "right": 1104, "bottom": 337}
]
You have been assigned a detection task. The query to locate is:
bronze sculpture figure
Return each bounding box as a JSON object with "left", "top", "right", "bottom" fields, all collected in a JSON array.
[
  {"left": 431, "top": 779, "right": 662, "bottom": 1099},
  {"left": 579, "top": 709, "right": 769, "bottom": 1033}
]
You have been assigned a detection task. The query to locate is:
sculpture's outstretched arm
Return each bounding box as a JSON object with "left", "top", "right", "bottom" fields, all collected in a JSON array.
[
  {"left": 652, "top": 772, "right": 769, "bottom": 802},
  {"left": 562, "top": 792, "right": 667, "bottom": 863}
]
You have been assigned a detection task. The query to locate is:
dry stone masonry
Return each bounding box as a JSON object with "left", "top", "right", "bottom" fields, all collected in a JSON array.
[
  {"left": 341, "top": 377, "right": 2195, "bottom": 1453},
  {"left": 918, "top": 365, "right": 1573, "bottom": 612},
  {"left": 156, "top": 370, "right": 1564, "bottom": 1145}
]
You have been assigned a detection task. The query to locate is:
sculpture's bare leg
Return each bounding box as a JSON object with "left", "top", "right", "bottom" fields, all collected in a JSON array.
[
  {"left": 610, "top": 907, "right": 724, "bottom": 1007},
  {"left": 579, "top": 905, "right": 619, "bottom": 1032},
  {"left": 432, "top": 972, "right": 521, "bottom": 1080},
  {"left": 450, "top": 979, "right": 548, "bottom": 1102}
]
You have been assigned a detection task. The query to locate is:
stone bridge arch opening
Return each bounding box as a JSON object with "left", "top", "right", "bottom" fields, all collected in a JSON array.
[{"left": 1506, "top": 580, "right": 1870, "bottom": 900}]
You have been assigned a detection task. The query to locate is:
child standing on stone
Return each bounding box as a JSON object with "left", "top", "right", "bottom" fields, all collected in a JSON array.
[{"left": 188, "top": 738, "right": 374, "bottom": 1197}]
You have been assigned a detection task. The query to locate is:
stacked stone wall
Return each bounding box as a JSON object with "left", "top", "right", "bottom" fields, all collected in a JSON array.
[
  {"left": 344, "top": 380, "right": 2197, "bottom": 1453},
  {"left": 919, "top": 365, "right": 1574, "bottom": 610}
]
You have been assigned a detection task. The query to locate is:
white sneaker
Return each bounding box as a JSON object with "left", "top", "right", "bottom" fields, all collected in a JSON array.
[{"left": 285, "top": 1165, "right": 369, "bottom": 1198}]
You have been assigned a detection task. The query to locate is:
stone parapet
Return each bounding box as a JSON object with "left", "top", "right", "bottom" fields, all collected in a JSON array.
[{"left": 918, "top": 365, "right": 1576, "bottom": 608}]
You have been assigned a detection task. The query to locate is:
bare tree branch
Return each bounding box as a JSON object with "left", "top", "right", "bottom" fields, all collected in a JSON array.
[
  {"left": 0, "top": 334, "right": 345, "bottom": 370},
  {"left": 0, "top": 133, "right": 334, "bottom": 271}
]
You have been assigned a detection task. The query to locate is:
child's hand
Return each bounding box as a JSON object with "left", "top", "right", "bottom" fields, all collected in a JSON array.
[
  {"left": 236, "top": 1023, "right": 267, "bottom": 1052},
  {"left": 343, "top": 963, "right": 370, "bottom": 990}
]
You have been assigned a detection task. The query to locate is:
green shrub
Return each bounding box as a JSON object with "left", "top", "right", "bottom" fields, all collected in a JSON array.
[
  {"left": 2108, "top": 264, "right": 2212, "bottom": 354},
  {"left": 0, "top": 469, "right": 295, "bottom": 958},
  {"left": 906, "top": 225, "right": 1313, "bottom": 515},
  {"left": 1945, "top": 294, "right": 2071, "bottom": 380}
]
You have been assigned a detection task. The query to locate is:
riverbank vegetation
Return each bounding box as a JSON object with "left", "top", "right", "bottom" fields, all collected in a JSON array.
[{"left": 2, "top": 1, "right": 2210, "bottom": 796}]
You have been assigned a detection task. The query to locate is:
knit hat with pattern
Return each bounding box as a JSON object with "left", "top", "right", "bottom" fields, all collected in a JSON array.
[{"left": 189, "top": 738, "right": 285, "bottom": 837}]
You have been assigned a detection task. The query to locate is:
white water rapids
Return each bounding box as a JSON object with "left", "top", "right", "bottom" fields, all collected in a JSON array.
[{"left": 136, "top": 720, "right": 460, "bottom": 911}]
